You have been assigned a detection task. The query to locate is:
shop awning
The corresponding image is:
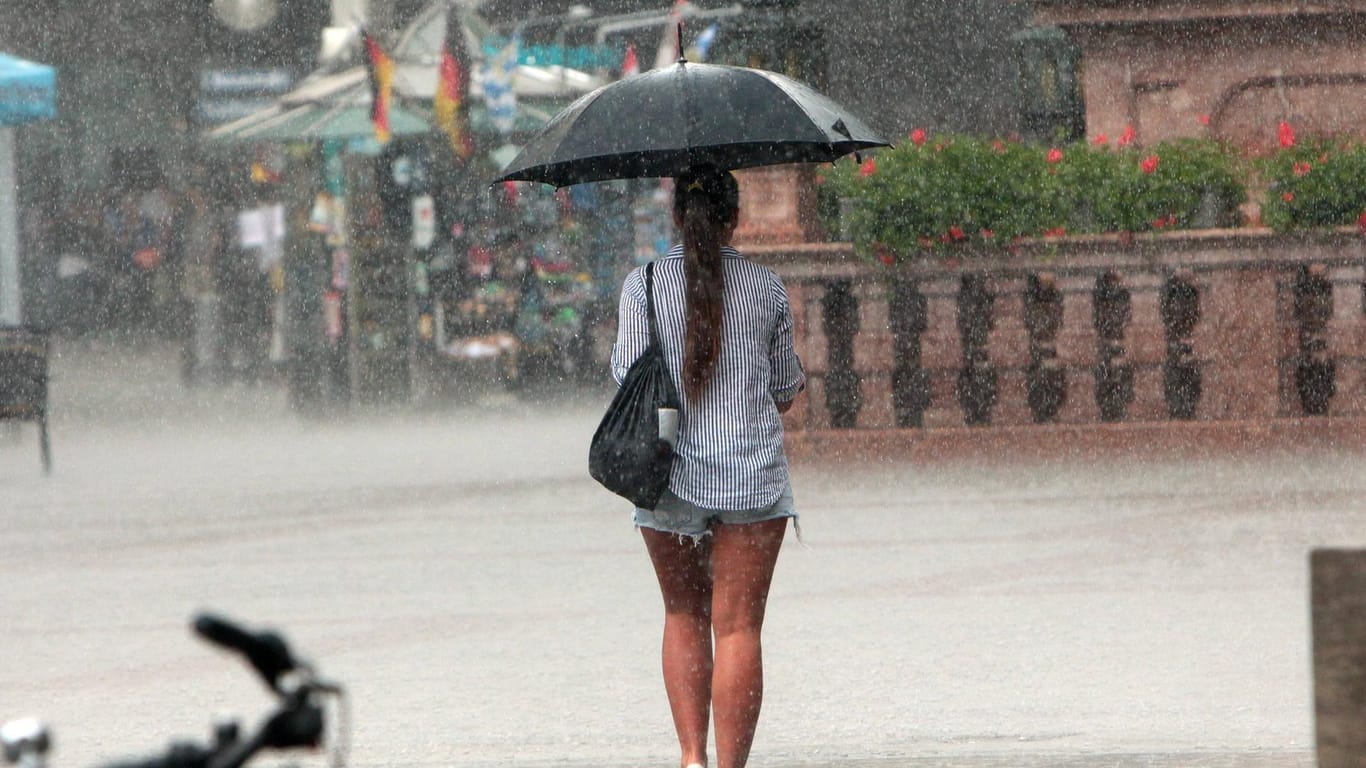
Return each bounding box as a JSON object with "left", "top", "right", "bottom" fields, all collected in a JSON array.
[{"left": 0, "top": 53, "right": 56, "bottom": 126}]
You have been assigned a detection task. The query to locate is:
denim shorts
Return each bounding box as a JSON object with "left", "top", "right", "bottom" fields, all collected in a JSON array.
[{"left": 634, "top": 484, "right": 796, "bottom": 540}]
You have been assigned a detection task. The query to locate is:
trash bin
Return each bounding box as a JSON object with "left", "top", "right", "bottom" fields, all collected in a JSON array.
[{"left": 0, "top": 326, "right": 50, "bottom": 474}]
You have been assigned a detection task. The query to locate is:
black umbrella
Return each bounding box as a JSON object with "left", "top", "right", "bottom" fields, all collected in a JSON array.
[{"left": 493, "top": 59, "right": 889, "bottom": 187}]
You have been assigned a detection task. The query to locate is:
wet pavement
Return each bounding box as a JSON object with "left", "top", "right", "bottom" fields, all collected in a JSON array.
[{"left": 2, "top": 336, "right": 1360, "bottom": 768}]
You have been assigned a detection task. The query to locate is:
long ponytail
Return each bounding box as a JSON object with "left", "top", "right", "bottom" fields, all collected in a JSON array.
[{"left": 673, "top": 166, "right": 739, "bottom": 402}]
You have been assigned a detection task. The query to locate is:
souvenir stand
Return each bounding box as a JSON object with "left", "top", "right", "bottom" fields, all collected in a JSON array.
[{"left": 211, "top": 85, "right": 435, "bottom": 409}]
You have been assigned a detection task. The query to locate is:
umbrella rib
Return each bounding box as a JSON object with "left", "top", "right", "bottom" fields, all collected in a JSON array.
[
  {"left": 299, "top": 90, "right": 362, "bottom": 138},
  {"left": 680, "top": 63, "right": 698, "bottom": 170},
  {"left": 210, "top": 105, "right": 282, "bottom": 139},
  {"left": 239, "top": 103, "right": 317, "bottom": 139}
]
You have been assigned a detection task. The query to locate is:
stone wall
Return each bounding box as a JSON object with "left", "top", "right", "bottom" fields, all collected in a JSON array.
[{"left": 758, "top": 230, "right": 1366, "bottom": 437}]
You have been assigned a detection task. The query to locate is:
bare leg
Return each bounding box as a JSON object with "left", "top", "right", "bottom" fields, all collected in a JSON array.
[
  {"left": 709, "top": 518, "right": 787, "bottom": 768},
  {"left": 642, "top": 528, "right": 714, "bottom": 768}
]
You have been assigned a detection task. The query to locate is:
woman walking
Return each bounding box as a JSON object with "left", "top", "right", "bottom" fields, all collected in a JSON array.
[{"left": 610, "top": 165, "right": 806, "bottom": 768}]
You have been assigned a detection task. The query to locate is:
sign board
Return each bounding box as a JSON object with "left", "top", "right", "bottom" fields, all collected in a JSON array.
[{"left": 198, "top": 67, "right": 293, "bottom": 124}]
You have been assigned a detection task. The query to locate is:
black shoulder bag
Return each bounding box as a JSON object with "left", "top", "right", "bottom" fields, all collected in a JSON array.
[{"left": 588, "top": 262, "right": 681, "bottom": 509}]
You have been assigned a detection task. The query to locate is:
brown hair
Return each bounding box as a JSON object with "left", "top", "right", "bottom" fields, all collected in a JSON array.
[{"left": 673, "top": 165, "right": 740, "bottom": 401}]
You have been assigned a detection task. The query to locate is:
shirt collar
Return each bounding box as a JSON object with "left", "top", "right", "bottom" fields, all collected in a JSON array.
[{"left": 663, "top": 243, "right": 742, "bottom": 259}]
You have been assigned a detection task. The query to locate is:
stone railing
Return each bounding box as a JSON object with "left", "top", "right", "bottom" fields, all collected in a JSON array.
[{"left": 752, "top": 229, "right": 1366, "bottom": 436}]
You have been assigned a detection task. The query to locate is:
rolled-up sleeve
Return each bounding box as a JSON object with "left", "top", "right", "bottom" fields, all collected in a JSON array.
[
  {"left": 609, "top": 267, "right": 650, "bottom": 385},
  {"left": 768, "top": 277, "right": 805, "bottom": 402}
]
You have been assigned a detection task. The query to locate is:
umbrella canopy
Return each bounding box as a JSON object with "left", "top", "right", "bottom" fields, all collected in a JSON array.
[
  {"left": 0, "top": 53, "right": 56, "bottom": 126},
  {"left": 494, "top": 61, "right": 889, "bottom": 187},
  {"left": 214, "top": 99, "right": 431, "bottom": 142}
]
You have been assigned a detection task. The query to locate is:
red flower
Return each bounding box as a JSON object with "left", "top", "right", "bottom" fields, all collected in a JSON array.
[
  {"left": 1359, "top": 210, "right": 1366, "bottom": 234},
  {"left": 909, "top": 128, "right": 927, "bottom": 146},
  {"left": 1282, "top": 192, "right": 1295, "bottom": 202},
  {"left": 1117, "top": 125, "right": 1136, "bottom": 147},
  {"left": 1153, "top": 217, "right": 1167, "bottom": 229},
  {"left": 991, "top": 140, "right": 1006, "bottom": 154},
  {"left": 1046, "top": 148, "right": 1064, "bottom": 164},
  {"left": 948, "top": 225, "right": 966, "bottom": 241},
  {"left": 980, "top": 228, "right": 995, "bottom": 240},
  {"left": 1293, "top": 161, "right": 1312, "bottom": 177},
  {"left": 1197, "top": 114, "right": 1211, "bottom": 126},
  {"left": 1140, "top": 155, "right": 1159, "bottom": 174},
  {"left": 873, "top": 243, "right": 896, "bottom": 266},
  {"left": 1043, "top": 227, "right": 1067, "bottom": 238},
  {"left": 1092, "top": 133, "right": 1109, "bottom": 146},
  {"left": 1278, "top": 121, "right": 1295, "bottom": 149},
  {"left": 859, "top": 157, "right": 877, "bottom": 177}
]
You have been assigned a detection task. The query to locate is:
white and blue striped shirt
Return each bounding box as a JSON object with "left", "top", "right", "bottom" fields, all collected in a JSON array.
[{"left": 611, "top": 244, "right": 806, "bottom": 510}]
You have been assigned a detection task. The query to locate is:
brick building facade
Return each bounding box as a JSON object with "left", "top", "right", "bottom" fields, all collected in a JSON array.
[{"left": 1031, "top": 0, "right": 1366, "bottom": 151}]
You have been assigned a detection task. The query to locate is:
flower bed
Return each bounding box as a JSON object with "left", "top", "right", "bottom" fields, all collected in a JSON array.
[{"left": 819, "top": 126, "right": 1366, "bottom": 264}]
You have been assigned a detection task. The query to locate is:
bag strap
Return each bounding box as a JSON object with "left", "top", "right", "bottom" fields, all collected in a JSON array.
[{"left": 645, "top": 261, "right": 660, "bottom": 346}]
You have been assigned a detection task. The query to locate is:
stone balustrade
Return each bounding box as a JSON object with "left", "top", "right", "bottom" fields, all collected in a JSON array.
[{"left": 752, "top": 229, "right": 1366, "bottom": 437}]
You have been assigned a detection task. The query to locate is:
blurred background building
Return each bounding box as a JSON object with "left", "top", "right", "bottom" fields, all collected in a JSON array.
[
  {"left": 0, "top": 0, "right": 1039, "bottom": 396},
  {"left": 0, "top": 0, "right": 1032, "bottom": 204}
]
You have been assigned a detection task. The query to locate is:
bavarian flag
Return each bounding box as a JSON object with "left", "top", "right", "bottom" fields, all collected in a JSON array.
[
  {"left": 363, "top": 29, "right": 394, "bottom": 144},
  {"left": 434, "top": 10, "right": 474, "bottom": 160}
]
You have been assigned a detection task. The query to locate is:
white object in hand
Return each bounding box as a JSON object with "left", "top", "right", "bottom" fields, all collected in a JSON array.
[{"left": 658, "top": 407, "right": 679, "bottom": 448}]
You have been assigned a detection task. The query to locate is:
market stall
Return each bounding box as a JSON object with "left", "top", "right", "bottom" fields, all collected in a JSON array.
[
  {"left": 0, "top": 51, "right": 55, "bottom": 473},
  {"left": 0, "top": 52, "right": 55, "bottom": 326}
]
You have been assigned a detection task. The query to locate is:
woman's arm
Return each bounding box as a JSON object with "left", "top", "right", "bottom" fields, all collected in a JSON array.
[
  {"left": 609, "top": 267, "right": 650, "bottom": 385},
  {"left": 767, "top": 275, "right": 806, "bottom": 406}
]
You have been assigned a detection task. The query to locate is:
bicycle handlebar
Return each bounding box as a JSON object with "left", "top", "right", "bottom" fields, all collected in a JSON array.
[
  {"left": 87, "top": 613, "right": 344, "bottom": 768},
  {"left": 191, "top": 614, "right": 295, "bottom": 693}
]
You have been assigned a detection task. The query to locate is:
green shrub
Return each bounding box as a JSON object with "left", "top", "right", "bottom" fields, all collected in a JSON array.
[
  {"left": 1261, "top": 139, "right": 1366, "bottom": 231},
  {"left": 826, "top": 132, "right": 1248, "bottom": 263},
  {"left": 1064, "top": 137, "right": 1246, "bottom": 233}
]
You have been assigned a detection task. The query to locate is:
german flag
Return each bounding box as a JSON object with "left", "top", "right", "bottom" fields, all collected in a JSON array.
[
  {"left": 363, "top": 29, "right": 394, "bottom": 144},
  {"left": 434, "top": 9, "right": 474, "bottom": 160}
]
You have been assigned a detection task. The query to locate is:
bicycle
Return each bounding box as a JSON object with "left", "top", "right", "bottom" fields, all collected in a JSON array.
[{"left": 1, "top": 613, "right": 348, "bottom": 768}]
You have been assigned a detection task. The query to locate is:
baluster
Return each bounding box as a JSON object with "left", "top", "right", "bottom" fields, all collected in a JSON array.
[
  {"left": 1294, "top": 263, "right": 1335, "bottom": 415},
  {"left": 1160, "top": 269, "right": 1202, "bottom": 419},
  {"left": 888, "top": 279, "right": 931, "bottom": 427},
  {"left": 1024, "top": 271, "right": 1066, "bottom": 423},
  {"left": 956, "top": 272, "right": 997, "bottom": 425},
  {"left": 822, "top": 280, "right": 862, "bottom": 428},
  {"left": 1092, "top": 270, "right": 1134, "bottom": 422}
]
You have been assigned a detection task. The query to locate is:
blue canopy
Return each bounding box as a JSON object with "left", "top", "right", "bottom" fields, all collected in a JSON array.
[{"left": 0, "top": 53, "right": 56, "bottom": 126}]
